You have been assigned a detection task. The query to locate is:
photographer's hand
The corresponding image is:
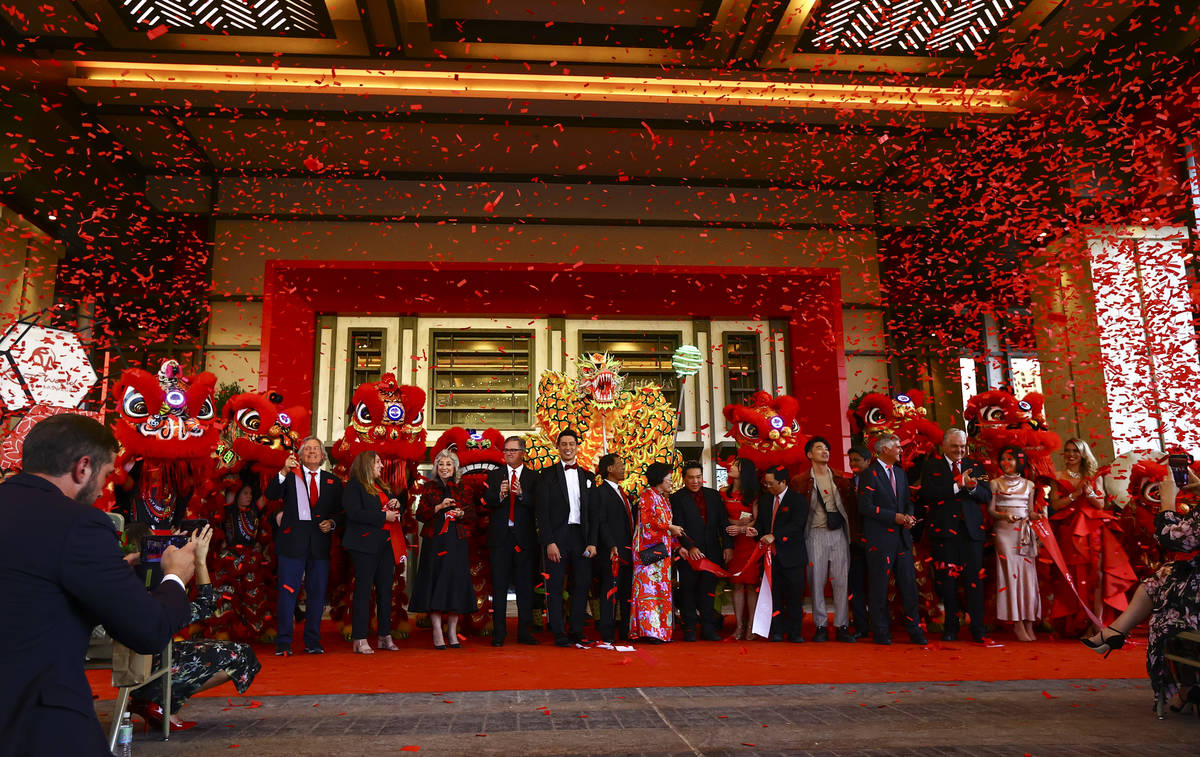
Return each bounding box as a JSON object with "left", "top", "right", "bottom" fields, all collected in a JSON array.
[{"left": 161, "top": 543, "right": 197, "bottom": 586}]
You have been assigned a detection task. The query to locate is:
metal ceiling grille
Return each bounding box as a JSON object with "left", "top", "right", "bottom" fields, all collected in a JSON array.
[
  {"left": 804, "top": 0, "right": 1021, "bottom": 53},
  {"left": 116, "top": 0, "right": 333, "bottom": 37}
]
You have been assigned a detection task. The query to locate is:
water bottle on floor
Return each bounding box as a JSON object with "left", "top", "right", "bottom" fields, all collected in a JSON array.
[{"left": 114, "top": 711, "right": 133, "bottom": 756}]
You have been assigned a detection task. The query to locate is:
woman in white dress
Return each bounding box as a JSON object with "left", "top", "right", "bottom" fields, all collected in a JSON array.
[{"left": 988, "top": 446, "right": 1043, "bottom": 642}]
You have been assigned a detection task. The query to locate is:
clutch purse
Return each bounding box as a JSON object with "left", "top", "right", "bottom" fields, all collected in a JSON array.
[{"left": 638, "top": 542, "right": 669, "bottom": 564}]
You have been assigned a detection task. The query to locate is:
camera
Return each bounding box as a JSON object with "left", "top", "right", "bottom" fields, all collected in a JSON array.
[{"left": 1167, "top": 453, "right": 1193, "bottom": 488}]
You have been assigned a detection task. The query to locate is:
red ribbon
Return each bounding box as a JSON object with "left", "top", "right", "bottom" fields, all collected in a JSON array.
[
  {"left": 682, "top": 540, "right": 768, "bottom": 579},
  {"left": 1031, "top": 518, "right": 1103, "bottom": 628}
]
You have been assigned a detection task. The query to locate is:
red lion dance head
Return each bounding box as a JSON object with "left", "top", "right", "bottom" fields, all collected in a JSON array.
[
  {"left": 964, "top": 390, "right": 1061, "bottom": 479},
  {"left": 847, "top": 389, "right": 944, "bottom": 471},
  {"left": 221, "top": 391, "right": 310, "bottom": 474},
  {"left": 430, "top": 426, "right": 505, "bottom": 478},
  {"left": 113, "top": 359, "right": 219, "bottom": 461},
  {"left": 1105, "top": 452, "right": 1197, "bottom": 580},
  {"left": 723, "top": 390, "right": 808, "bottom": 475},
  {"left": 330, "top": 373, "right": 427, "bottom": 469}
]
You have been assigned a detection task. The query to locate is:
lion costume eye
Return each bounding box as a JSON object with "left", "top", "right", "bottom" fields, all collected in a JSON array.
[
  {"left": 122, "top": 387, "right": 149, "bottom": 419},
  {"left": 864, "top": 407, "right": 886, "bottom": 426},
  {"left": 1140, "top": 481, "right": 1161, "bottom": 506},
  {"left": 196, "top": 398, "right": 215, "bottom": 421},
  {"left": 408, "top": 411, "right": 424, "bottom": 426},
  {"left": 739, "top": 421, "right": 760, "bottom": 440},
  {"left": 235, "top": 408, "right": 261, "bottom": 431},
  {"left": 789, "top": 419, "right": 801, "bottom": 433},
  {"left": 354, "top": 403, "right": 371, "bottom": 425},
  {"left": 981, "top": 406, "right": 1005, "bottom": 422}
]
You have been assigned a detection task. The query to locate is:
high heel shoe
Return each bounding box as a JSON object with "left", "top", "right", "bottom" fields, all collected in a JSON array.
[
  {"left": 352, "top": 639, "right": 374, "bottom": 655},
  {"left": 732, "top": 625, "right": 746, "bottom": 641},
  {"left": 1080, "top": 627, "right": 1127, "bottom": 658},
  {"left": 128, "top": 700, "right": 197, "bottom": 732},
  {"left": 1168, "top": 685, "right": 1200, "bottom": 715},
  {"left": 377, "top": 635, "right": 400, "bottom": 651}
]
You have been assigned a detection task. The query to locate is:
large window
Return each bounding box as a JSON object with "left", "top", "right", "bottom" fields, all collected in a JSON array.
[
  {"left": 723, "top": 333, "right": 761, "bottom": 406},
  {"left": 348, "top": 329, "right": 385, "bottom": 405},
  {"left": 579, "top": 331, "right": 682, "bottom": 411},
  {"left": 430, "top": 330, "right": 533, "bottom": 427}
]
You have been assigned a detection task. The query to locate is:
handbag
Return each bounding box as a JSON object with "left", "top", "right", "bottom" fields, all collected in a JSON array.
[
  {"left": 638, "top": 541, "right": 669, "bottom": 564},
  {"left": 814, "top": 482, "right": 845, "bottom": 531}
]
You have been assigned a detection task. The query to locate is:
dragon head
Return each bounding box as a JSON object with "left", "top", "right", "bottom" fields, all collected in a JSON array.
[
  {"left": 723, "top": 390, "right": 807, "bottom": 472},
  {"left": 331, "top": 373, "right": 427, "bottom": 466},
  {"left": 430, "top": 426, "right": 505, "bottom": 479},
  {"left": 576, "top": 352, "right": 624, "bottom": 410},
  {"left": 113, "top": 360, "right": 220, "bottom": 460},
  {"left": 848, "top": 389, "right": 944, "bottom": 470},
  {"left": 222, "top": 391, "right": 309, "bottom": 472}
]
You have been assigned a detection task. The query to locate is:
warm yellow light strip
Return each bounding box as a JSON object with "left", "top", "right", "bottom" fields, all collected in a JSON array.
[{"left": 70, "top": 61, "right": 1021, "bottom": 113}]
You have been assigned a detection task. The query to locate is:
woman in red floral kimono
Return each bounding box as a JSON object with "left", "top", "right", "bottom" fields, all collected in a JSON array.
[
  {"left": 630, "top": 462, "right": 683, "bottom": 643},
  {"left": 1048, "top": 438, "right": 1135, "bottom": 636}
]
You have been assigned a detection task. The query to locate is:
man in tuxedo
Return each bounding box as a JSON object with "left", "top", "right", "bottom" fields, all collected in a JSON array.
[
  {"left": 918, "top": 428, "right": 993, "bottom": 643},
  {"left": 756, "top": 465, "right": 809, "bottom": 642},
  {"left": 485, "top": 435, "right": 540, "bottom": 646},
  {"left": 670, "top": 460, "right": 731, "bottom": 641},
  {"left": 534, "top": 429, "right": 597, "bottom": 646},
  {"left": 266, "top": 436, "right": 344, "bottom": 655},
  {"left": 0, "top": 415, "right": 195, "bottom": 756},
  {"left": 591, "top": 453, "right": 637, "bottom": 643},
  {"left": 857, "top": 434, "right": 928, "bottom": 645}
]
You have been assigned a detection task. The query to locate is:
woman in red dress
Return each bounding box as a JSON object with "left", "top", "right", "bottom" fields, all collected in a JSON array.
[
  {"left": 722, "top": 457, "right": 761, "bottom": 640},
  {"left": 1048, "top": 437, "right": 1135, "bottom": 636}
]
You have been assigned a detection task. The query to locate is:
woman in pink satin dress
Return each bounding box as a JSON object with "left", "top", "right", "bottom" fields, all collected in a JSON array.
[{"left": 989, "top": 446, "right": 1043, "bottom": 642}]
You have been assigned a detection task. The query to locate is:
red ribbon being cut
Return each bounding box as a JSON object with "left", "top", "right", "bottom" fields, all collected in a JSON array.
[{"left": 1031, "top": 518, "right": 1104, "bottom": 628}]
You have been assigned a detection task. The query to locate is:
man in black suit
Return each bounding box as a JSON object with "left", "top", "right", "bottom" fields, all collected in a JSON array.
[
  {"left": 846, "top": 445, "right": 873, "bottom": 638},
  {"left": 485, "top": 435, "right": 540, "bottom": 646},
  {"left": 918, "top": 428, "right": 993, "bottom": 643},
  {"left": 756, "top": 465, "right": 809, "bottom": 642},
  {"left": 534, "top": 429, "right": 597, "bottom": 646},
  {"left": 265, "top": 436, "right": 344, "bottom": 655},
  {"left": 857, "top": 434, "right": 928, "bottom": 645},
  {"left": 670, "top": 460, "right": 731, "bottom": 641},
  {"left": 0, "top": 415, "right": 194, "bottom": 757},
  {"left": 591, "top": 453, "right": 637, "bottom": 643}
]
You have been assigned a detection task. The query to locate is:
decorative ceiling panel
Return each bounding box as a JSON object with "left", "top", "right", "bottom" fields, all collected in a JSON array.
[
  {"left": 114, "top": 0, "right": 334, "bottom": 37},
  {"left": 801, "top": 0, "right": 1026, "bottom": 54}
]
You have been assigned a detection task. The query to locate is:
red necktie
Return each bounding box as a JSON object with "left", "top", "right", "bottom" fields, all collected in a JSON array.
[
  {"left": 308, "top": 471, "right": 319, "bottom": 507},
  {"left": 952, "top": 460, "right": 961, "bottom": 483},
  {"left": 620, "top": 489, "right": 634, "bottom": 532},
  {"left": 692, "top": 490, "right": 706, "bottom": 522},
  {"left": 771, "top": 494, "right": 782, "bottom": 531},
  {"left": 509, "top": 470, "right": 517, "bottom": 524}
]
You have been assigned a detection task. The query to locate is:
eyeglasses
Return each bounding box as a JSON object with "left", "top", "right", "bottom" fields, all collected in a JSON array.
[{"left": 503, "top": 448, "right": 522, "bottom": 453}]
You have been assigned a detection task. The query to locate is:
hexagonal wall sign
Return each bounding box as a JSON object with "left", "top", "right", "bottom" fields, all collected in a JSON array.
[{"left": 0, "top": 323, "right": 98, "bottom": 410}]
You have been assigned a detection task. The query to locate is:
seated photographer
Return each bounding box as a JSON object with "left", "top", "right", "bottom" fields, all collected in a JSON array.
[
  {"left": 125, "top": 524, "right": 261, "bottom": 730},
  {"left": 1082, "top": 465, "right": 1200, "bottom": 714}
]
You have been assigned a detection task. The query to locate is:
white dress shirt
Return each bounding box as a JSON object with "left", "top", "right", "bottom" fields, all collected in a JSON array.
[{"left": 564, "top": 462, "right": 581, "bottom": 524}]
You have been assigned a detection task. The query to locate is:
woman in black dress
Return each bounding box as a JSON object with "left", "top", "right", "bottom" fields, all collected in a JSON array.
[
  {"left": 342, "top": 450, "right": 405, "bottom": 654},
  {"left": 409, "top": 449, "right": 476, "bottom": 649},
  {"left": 129, "top": 525, "right": 261, "bottom": 730}
]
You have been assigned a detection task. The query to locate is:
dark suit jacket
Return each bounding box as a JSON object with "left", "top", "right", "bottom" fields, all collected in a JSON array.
[
  {"left": 669, "top": 486, "right": 731, "bottom": 564},
  {"left": 483, "top": 465, "right": 539, "bottom": 549},
  {"left": 535, "top": 463, "right": 596, "bottom": 549},
  {"left": 755, "top": 487, "right": 809, "bottom": 570},
  {"left": 265, "top": 467, "right": 345, "bottom": 560},
  {"left": 341, "top": 478, "right": 394, "bottom": 554},
  {"left": 591, "top": 480, "right": 637, "bottom": 556},
  {"left": 857, "top": 460, "right": 915, "bottom": 551},
  {"left": 917, "top": 455, "right": 991, "bottom": 542},
  {"left": 0, "top": 473, "right": 192, "bottom": 757}
]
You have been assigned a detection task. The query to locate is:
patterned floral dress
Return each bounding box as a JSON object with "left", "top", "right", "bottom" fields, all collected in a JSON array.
[
  {"left": 132, "top": 584, "right": 261, "bottom": 715},
  {"left": 1142, "top": 509, "right": 1200, "bottom": 699},
  {"left": 629, "top": 487, "right": 674, "bottom": 642}
]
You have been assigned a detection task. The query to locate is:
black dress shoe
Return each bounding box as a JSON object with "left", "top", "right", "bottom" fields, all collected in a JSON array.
[
  {"left": 448, "top": 642, "right": 462, "bottom": 649},
  {"left": 433, "top": 643, "right": 447, "bottom": 650},
  {"left": 700, "top": 629, "right": 721, "bottom": 642},
  {"left": 274, "top": 645, "right": 292, "bottom": 657},
  {"left": 941, "top": 629, "right": 960, "bottom": 642},
  {"left": 768, "top": 633, "right": 785, "bottom": 642},
  {"left": 517, "top": 635, "right": 540, "bottom": 646},
  {"left": 852, "top": 628, "right": 870, "bottom": 640},
  {"left": 601, "top": 636, "right": 615, "bottom": 644},
  {"left": 835, "top": 627, "right": 856, "bottom": 643},
  {"left": 788, "top": 635, "right": 805, "bottom": 643},
  {"left": 874, "top": 635, "right": 892, "bottom": 645},
  {"left": 568, "top": 632, "right": 589, "bottom": 644},
  {"left": 812, "top": 626, "right": 829, "bottom": 643},
  {"left": 683, "top": 629, "right": 698, "bottom": 642},
  {"left": 908, "top": 630, "right": 929, "bottom": 645},
  {"left": 492, "top": 638, "right": 505, "bottom": 647},
  {"left": 305, "top": 645, "right": 325, "bottom": 655},
  {"left": 554, "top": 635, "right": 572, "bottom": 647}
]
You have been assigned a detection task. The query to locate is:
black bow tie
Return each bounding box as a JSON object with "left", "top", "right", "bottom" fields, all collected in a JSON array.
[{"left": 563, "top": 463, "right": 578, "bottom": 470}]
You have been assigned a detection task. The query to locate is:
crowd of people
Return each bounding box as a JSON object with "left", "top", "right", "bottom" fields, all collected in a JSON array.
[{"left": 3, "top": 412, "right": 1199, "bottom": 752}]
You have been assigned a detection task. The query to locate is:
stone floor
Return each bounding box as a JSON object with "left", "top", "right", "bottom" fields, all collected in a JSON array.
[{"left": 100, "top": 679, "right": 1198, "bottom": 756}]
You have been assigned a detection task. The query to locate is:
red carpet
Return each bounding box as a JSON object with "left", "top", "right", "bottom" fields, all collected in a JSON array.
[{"left": 88, "top": 620, "right": 1148, "bottom": 700}]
